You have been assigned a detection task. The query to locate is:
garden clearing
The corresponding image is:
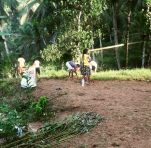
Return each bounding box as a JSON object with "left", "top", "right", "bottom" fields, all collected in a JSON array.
[{"left": 33, "top": 78, "right": 151, "bottom": 148}]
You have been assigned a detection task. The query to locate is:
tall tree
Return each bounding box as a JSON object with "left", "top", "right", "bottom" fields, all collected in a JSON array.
[
  {"left": 112, "top": 0, "right": 121, "bottom": 69},
  {"left": 125, "top": 0, "right": 132, "bottom": 68}
]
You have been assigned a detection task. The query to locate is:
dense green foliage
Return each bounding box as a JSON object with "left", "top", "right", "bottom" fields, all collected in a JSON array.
[
  {"left": 0, "top": 94, "right": 50, "bottom": 139},
  {"left": 0, "top": 0, "right": 151, "bottom": 76},
  {"left": 0, "top": 79, "right": 52, "bottom": 139},
  {"left": 1, "top": 112, "right": 102, "bottom": 147}
]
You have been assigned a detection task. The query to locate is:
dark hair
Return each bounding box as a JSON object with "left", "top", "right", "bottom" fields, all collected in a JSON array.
[
  {"left": 83, "top": 48, "right": 89, "bottom": 54},
  {"left": 19, "top": 53, "right": 23, "bottom": 57},
  {"left": 76, "top": 64, "right": 80, "bottom": 67},
  {"left": 32, "top": 59, "right": 35, "bottom": 64}
]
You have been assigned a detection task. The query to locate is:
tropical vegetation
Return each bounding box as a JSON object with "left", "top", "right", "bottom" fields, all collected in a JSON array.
[
  {"left": 0, "top": 0, "right": 151, "bottom": 78},
  {"left": 0, "top": 0, "right": 151, "bottom": 146}
]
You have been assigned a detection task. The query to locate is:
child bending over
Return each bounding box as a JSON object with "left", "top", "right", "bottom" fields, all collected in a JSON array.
[{"left": 66, "top": 61, "right": 80, "bottom": 78}]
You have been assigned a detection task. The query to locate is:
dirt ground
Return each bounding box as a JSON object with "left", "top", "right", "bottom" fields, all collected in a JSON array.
[{"left": 33, "top": 78, "right": 151, "bottom": 148}]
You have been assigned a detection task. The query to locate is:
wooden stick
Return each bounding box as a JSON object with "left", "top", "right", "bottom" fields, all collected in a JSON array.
[{"left": 89, "top": 41, "right": 144, "bottom": 52}]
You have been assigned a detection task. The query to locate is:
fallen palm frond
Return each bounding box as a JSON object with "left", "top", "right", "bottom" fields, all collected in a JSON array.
[{"left": 2, "top": 112, "right": 103, "bottom": 148}]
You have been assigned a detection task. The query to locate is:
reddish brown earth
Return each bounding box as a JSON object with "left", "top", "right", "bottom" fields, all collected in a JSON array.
[{"left": 34, "top": 78, "right": 151, "bottom": 148}]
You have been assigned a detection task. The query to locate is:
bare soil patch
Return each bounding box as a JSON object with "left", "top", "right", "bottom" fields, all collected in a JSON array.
[{"left": 33, "top": 78, "right": 151, "bottom": 148}]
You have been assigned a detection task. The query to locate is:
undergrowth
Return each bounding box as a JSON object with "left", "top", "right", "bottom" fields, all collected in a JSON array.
[
  {"left": 0, "top": 77, "right": 103, "bottom": 147},
  {"left": 1, "top": 112, "right": 103, "bottom": 148}
]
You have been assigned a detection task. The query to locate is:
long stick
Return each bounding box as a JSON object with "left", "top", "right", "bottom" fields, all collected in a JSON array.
[{"left": 89, "top": 41, "right": 144, "bottom": 52}]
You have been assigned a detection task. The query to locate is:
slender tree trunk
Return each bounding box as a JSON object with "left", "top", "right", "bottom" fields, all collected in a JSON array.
[
  {"left": 141, "top": 40, "right": 146, "bottom": 68},
  {"left": 125, "top": 9, "right": 131, "bottom": 68},
  {"left": 147, "top": 4, "right": 151, "bottom": 37},
  {"left": 77, "top": 11, "right": 82, "bottom": 32},
  {"left": 146, "top": 4, "right": 151, "bottom": 67},
  {"left": 99, "top": 31, "right": 103, "bottom": 69},
  {"left": 147, "top": 52, "right": 151, "bottom": 67},
  {"left": 0, "top": 26, "right": 9, "bottom": 55},
  {"left": 91, "top": 32, "right": 95, "bottom": 61},
  {"left": 112, "top": 3, "right": 121, "bottom": 69},
  {"left": 77, "top": 11, "right": 82, "bottom": 63},
  {"left": 2, "top": 35, "right": 9, "bottom": 55},
  {"left": 110, "top": 34, "right": 113, "bottom": 43},
  {"left": 109, "top": 27, "right": 113, "bottom": 43}
]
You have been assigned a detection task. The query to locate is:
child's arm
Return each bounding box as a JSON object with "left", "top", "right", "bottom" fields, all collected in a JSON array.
[{"left": 88, "top": 55, "right": 91, "bottom": 62}]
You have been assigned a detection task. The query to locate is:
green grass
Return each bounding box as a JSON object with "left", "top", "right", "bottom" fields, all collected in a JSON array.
[
  {"left": 91, "top": 68, "right": 151, "bottom": 81},
  {"left": 1, "top": 68, "right": 150, "bottom": 82},
  {"left": 40, "top": 68, "right": 68, "bottom": 78},
  {"left": 40, "top": 68, "right": 151, "bottom": 81}
]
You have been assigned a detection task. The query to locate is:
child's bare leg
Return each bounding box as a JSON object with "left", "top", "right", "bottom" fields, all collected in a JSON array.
[
  {"left": 69, "top": 71, "right": 71, "bottom": 78},
  {"left": 71, "top": 71, "right": 74, "bottom": 78},
  {"left": 84, "top": 75, "right": 87, "bottom": 81},
  {"left": 88, "top": 75, "right": 90, "bottom": 83},
  {"left": 74, "top": 70, "right": 78, "bottom": 78}
]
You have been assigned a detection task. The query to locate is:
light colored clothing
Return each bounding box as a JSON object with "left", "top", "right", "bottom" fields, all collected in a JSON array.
[
  {"left": 81, "top": 54, "right": 91, "bottom": 76},
  {"left": 21, "top": 66, "right": 37, "bottom": 88},
  {"left": 68, "top": 61, "right": 76, "bottom": 69},
  {"left": 66, "top": 61, "right": 75, "bottom": 70},
  {"left": 90, "top": 61, "right": 97, "bottom": 72},
  {"left": 34, "top": 60, "right": 40, "bottom": 68},
  {"left": 83, "top": 54, "right": 90, "bottom": 66},
  {"left": 17, "top": 57, "right": 25, "bottom": 74}
]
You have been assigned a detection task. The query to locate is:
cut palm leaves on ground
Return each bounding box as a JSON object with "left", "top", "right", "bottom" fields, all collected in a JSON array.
[{"left": 2, "top": 112, "right": 103, "bottom": 148}]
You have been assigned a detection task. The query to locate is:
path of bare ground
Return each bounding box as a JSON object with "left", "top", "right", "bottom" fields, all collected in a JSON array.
[{"left": 33, "top": 78, "right": 151, "bottom": 148}]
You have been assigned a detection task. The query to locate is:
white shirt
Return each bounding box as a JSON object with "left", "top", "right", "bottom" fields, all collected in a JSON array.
[
  {"left": 34, "top": 60, "right": 40, "bottom": 68},
  {"left": 21, "top": 66, "right": 37, "bottom": 88}
]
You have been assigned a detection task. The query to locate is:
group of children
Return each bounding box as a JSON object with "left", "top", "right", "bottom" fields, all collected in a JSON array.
[
  {"left": 18, "top": 48, "right": 96, "bottom": 88},
  {"left": 66, "top": 48, "right": 97, "bottom": 85},
  {"left": 17, "top": 55, "right": 40, "bottom": 88}
]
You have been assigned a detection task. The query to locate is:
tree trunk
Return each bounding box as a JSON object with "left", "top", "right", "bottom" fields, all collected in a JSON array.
[
  {"left": 91, "top": 32, "right": 95, "bottom": 61},
  {"left": 147, "top": 4, "right": 151, "bottom": 37},
  {"left": 147, "top": 52, "right": 151, "bottom": 67},
  {"left": 145, "top": 4, "right": 151, "bottom": 67},
  {"left": 141, "top": 40, "right": 146, "bottom": 68},
  {"left": 77, "top": 11, "right": 82, "bottom": 63},
  {"left": 112, "top": 2, "right": 121, "bottom": 69},
  {"left": 0, "top": 26, "right": 9, "bottom": 55},
  {"left": 99, "top": 31, "right": 103, "bottom": 69},
  {"left": 125, "top": 8, "right": 131, "bottom": 68},
  {"left": 2, "top": 36, "right": 9, "bottom": 55},
  {"left": 77, "top": 11, "right": 82, "bottom": 32}
]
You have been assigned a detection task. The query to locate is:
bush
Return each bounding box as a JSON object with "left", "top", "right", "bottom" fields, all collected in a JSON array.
[
  {"left": 0, "top": 103, "right": 25, "bottom": 138},
  {"left": 29, "top": 96, "right": 48, "bottom": 120}
]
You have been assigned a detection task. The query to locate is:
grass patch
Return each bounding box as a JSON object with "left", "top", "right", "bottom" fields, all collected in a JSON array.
[
  {"left": 40, "top": 68, "right": 151, "bottom": 81},
  {"left": 40, "top": 68, "right": 68, "bottom": 78},
  {"left": 92, "top": 68, "right": 151, "bottom": 81}
]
